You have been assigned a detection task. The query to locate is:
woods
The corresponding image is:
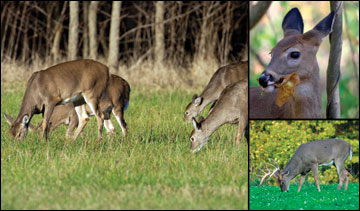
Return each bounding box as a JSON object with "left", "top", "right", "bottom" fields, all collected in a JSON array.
[{"left": 0, "top": 1, "right": 248, "bottom": 70}]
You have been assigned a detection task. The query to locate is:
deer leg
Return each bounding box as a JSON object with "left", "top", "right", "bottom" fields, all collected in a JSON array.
[
  {"left": 344, "top": 169, "right": 350, "bottom": 190},
  {"left": 66, "top": 116, "right": 78, "bottom": 139},
  {"left": 236, "top": 115, "right": 247, "bottom": 147},
  {"left": 72, "top": 105, "right": 89, "bottom": 142},
  {"left": 112, "top": 105, "right": 127, "bottom": 137},
  {"left": 104, "top": 119, "right": 115, "bottom": 134},
  {"left": 311, "top": 165, "right": 321, "bottom": 192},
  {"left": 297, "top": 174, "right": 306, "bottom": 192},
  {"left": 334, "top": 160, "right": 347, "bottom": 190},
  {"left": 83, "top": 96, "right": 104, "bottom": 142},
  {"left": 41, "top": 103, "right": 56, "bottom": 141}
]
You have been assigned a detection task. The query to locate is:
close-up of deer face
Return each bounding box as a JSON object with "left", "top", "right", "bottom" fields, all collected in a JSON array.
[{"left": 276, "top": 170, "right": 291, "bottom": 192}]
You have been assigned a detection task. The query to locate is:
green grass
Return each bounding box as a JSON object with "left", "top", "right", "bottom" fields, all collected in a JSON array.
[
  {"left": 1, "top": 84, "right": 248, "bottom": 210},
  {"left": 250, "top": 183, "right": 359, "bottom": 210}
]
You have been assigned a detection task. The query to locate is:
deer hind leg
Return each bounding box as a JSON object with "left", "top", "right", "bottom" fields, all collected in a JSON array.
[
  {"left": 72, "top": 105, "right": 90, "bottom": 142},
  {"left": 311, "top": 164, "right": 321, "bottom": 192},
  {"left": 66, "top": 115, "right": 79, "bottom": 139},
  {"left": 41, "top": 103, "right": 56, "bottom": 141},
  {"left": 112, "top": 105, "right": 127, "bottom": 137},
  {"left": 334, "top": 160, "right": 348, "bottom": 190},
  {"left": 236, "top": 115, "right": 247, "bottom": 147},
  {"left": 83, "top": 95, "right": 103, "bottom": 142}
]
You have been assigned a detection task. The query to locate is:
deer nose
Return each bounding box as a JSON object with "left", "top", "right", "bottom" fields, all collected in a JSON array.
[{"left": 258, "top": 72, "right": 273, "bottom": 87}]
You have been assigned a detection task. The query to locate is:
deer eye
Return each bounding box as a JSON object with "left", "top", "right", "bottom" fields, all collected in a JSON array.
[
  {"left": 290, "top": 51, "right": 300, "bottom": 59},
  {"left": 185, "top": 111, "right": 189, "bottom": 116},
  {"left": 190, "top": 137, "right": 195, "bottom": 142}
]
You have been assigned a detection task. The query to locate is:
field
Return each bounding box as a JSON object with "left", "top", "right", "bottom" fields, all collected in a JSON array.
[
  {"left": 250, "top": 183, "right": 359, "bottom": 210},
  {"left": 1, "top": 83, "right": 248, "bottom": 210}
]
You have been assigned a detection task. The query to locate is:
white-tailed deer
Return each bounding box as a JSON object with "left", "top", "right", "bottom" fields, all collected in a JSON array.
[
  {"left": 74, "top": 74, "right": 130, "bottom": 137},
  {"left": 4, "top": 74, "right": 130, "bottom": 138},
  {"left": 184, "top": 61, "right": 248, "bottom": 122},
  {"left": 7, "top": 59, "right": 110, "bottom": 142},
  {"left": 259, "top": 139, "right": 352, "bottom": 192},
  {"left": 250, "top": 8, "right": 335, "bottom": 118},
  {"left": 190, "top": 80, "right": 248, "bottom": 153},
  {"left": 4, "top": 104, "right": 78, "bottom": 138}
]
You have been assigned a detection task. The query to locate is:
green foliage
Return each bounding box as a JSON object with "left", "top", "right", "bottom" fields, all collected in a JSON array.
[
  {"left": 250, "top": 183, "right": 359, "bottom": 210},
  {"left": 1, "top": 85, "right": 248, "bottom": 209},
  {"left": 250, "top": 121, "right": 359, "bottom": 186}
]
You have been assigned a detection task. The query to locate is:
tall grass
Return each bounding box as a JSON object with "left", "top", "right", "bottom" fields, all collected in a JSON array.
[{"left": 1, "top": 79, "right": 248, "bottom": 209}]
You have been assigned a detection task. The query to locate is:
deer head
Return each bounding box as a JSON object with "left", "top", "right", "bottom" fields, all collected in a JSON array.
[
  {"left": 189, "top": 116, "right": 207, "bottom": 153},
  {"left": 258, "top": 8, "right": 335, "bottom": 92},
  {"left": 8, "top": 114, "right": 30, "bottom": 140},
  {"left": 184, "top": 94, "right": 203, "bottom": 122}
]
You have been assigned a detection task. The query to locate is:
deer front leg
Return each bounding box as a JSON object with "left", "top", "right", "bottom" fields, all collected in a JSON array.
[
  {"left": 297, "top": 174, "right": 306, "bottom": 192},
  {"left": 41, "top": 103, "right": 56, "bottom": 141},
  {"left": 311, "top": 165, "right": 321, "bottom": 192},
  {"left": 236, "top": 115, "right": 247, "bottom": 147}
]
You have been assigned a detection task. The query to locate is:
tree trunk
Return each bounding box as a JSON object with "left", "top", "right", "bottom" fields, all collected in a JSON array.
[
  {"left": 154, "top": 1, "right": 165, "bottom": 67},
  {"left": 88, "top": 1, "right": 99, "bottom": 60},
  {"left": 249, "top": 1, "right": 272, "bottom": 30},
  {"left": 108, "top": 1, "right": 121, "bottom": 71},
  {"left": 68, "top": 1, "right": 79, "bottom": 60},
  {"left": 82, "top": 1, "right": 89, "bottom": 58},
  {"left": 51, "top": 2, "right": 67, "bottom": 63},
  {"left": 326, "top": 2, "right": 342, "bottom": 118}
]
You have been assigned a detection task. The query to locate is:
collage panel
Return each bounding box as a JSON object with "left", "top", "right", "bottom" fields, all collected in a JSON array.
[
  {"left": 249, "top": 120, "right": 359, "bottom": 210},
  {"left": 249, "top": 1, "right": 359, "bottom": 119}
]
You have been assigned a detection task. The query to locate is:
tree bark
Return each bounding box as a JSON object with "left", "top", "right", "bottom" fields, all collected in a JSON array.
[
  {"left": 88, "top": 1, "right": 99, "bottom": 60},
  {"left": 68, "top": 1, "right": 79, "bottom": 60},
  {"left": 82, "top": 1, "right": 89, "bottom": 58},
  {"left": 326, "top": 2, "right": 342, "bottom": 119},
  {"left": 51, "top": 2, "right": 67, "bottom": 63},
  {"left": 154, "top": 1, "right": 165, "bottom": 67},
  {"left": 249, "top": 1, "right": 272, "bottom": 30},
  {"left": 108, "top": 1, "right": 121, "bottom": 71}
]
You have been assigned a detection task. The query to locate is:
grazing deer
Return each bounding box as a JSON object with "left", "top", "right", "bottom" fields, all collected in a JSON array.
[
  {"left": 250, "top": 8, "right": 336, "bottom": 119},
  {"left": 7, "top": 59, "right": 110, "bottom": 142},
  {"left": 74, "top": 74, "right": 130, "bottom": 137},
  {"left": 4, "top": 74, "right": 130, "bottom": 138},
  {"left": 190, "top": 80, "right": 248, "bottom": 153},
  {"left": 259, "top": 139, "right": 352, "bottom": 192},
  {"left": 184, "top": 61, "right": 248, "bottom": 122},
  {"left": 4, "top": 104, "right": 78, "bottom": 139}
]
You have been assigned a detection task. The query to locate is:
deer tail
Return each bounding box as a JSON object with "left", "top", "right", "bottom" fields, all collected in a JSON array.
[{"left": 349, "top": 146, "right": 352, "bottom": 161}]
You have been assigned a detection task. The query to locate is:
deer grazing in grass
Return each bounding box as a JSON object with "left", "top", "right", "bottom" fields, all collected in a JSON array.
[
  {"left": 258, "top": 139, "right": 352, "bottom": 192},
  {"left": 250, "top": 8, "right": 336, "bottom": 119},
  {"left": 184, "top": 61, "right": 248, "bottom": 122},
  {"left": 6, "top": 59, "right": 110, "bottom": 142},
  {"left": 5, "top": 74, "right": 130, "bottom": 139},
  {"left": 190, "top": 80, "right": 248, "bottom": 153}
]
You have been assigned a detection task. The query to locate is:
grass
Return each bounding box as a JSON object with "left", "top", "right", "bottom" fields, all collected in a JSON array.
[
  {"left": 250, "top": 183, "right": 359, "bottom": 210},
  {"left": 1, "top": 83, "right": 248, "bottom": 210}
]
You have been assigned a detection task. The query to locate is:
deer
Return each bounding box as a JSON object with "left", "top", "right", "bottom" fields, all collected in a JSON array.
[
  {"left": 184, "top": 61, "right": 248, "bottom": 122},
  {"left": 190, "top": 80, "right": 248, "bottom": 153},
  {"left": 6, "top": 59, "right": 110, "bottom": 142},
  {"left": 258, "top": 139, "right": 352, "bottom": 192},
  {"left": 4, "top": 103, "right": 78, "bottom": 139},
  {"left": 4, "top": 74, "right": 130, "bottom": 139},
  {"left": 250, "top": 8, "right": 336, "bottom": 119}
]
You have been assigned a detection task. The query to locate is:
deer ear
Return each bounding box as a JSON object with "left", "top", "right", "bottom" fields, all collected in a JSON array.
[
  {"left": 302, "top": 11, "right": 335, "bottom": 45},
  {"left": 4, "top": 113, "right": 15, "bottom": 125},
  {"left": 282, "top": 8, "right": 304, "bottom": 37},
  {"left": 198, "top": 116, "right": 205, "bottom": 123},
  {"left": 192, "top": 117, "right": 201, "bottom": 131},
  {"left": 21, "top": 115, "right": 29, "bottom": 126},
  {"left": 192, "top": 94, "right": 198, "bottom": 101},
  {"left": 194, "top": 97, "right": 203, "bottom": 107}
]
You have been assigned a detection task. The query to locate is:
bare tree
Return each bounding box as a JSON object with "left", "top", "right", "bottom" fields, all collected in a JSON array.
[
  {"left": 108, "top": 1, "right": 121, "bottom": 71},
  {"left": 68, "top": 1, "right": 79, "bottom": 60},
  {"left": 326, "top": 1, "right": 342, "bottom": 119},
  {"left": 51, "top": 2, "right": 68, "bottom": 63},
  {"left": 154, "top": 1, "right": 165, "bottom": 67},
  {"left": 82, "top": 1, "right": 89, "bottom": 58},
  {"left": 88, "top": 1, "right": 99, "bottom": 60}
]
